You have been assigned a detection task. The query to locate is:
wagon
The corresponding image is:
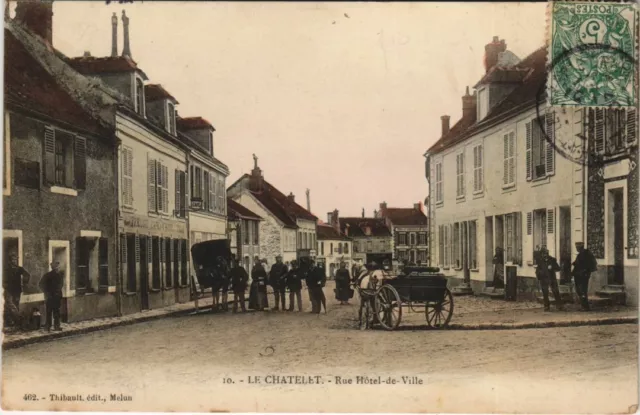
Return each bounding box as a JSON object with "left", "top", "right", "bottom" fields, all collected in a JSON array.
[
  {"left": 190, "top": 239, "right": 232, "bottom": 311},
  {"left": 355, "top": 265, "right": 454, "bottom": 331}
]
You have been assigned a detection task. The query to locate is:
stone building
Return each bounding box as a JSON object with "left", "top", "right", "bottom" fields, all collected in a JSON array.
[
  {"left": 316, "top": 213, "right": 352, "bottom": 278},
  {"left": 4, "top": 5, "right": 119, "bottom": 322},
  {"left": 376, "top": 202, "right": 429, "bottom": 264},
  {"left": 227, "top": 157, "right": 317, "bottom": 264},
  {"left": 423, "top": 36, "right": 638, "bottom": 305},
  {"left": 337, "top": 210, "right": 392, "bottom": 266},
  {"left": 227, "top": 198, "right": 262, "bottom": 272}
]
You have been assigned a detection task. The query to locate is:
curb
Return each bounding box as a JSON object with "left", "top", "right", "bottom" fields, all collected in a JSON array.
[{"left": 449, "top": 316, "right": 638, "bottom": 330}]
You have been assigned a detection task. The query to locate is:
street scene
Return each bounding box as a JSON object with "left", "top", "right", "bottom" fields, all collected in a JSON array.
[{"left": 2, "top": 1, "right": 639, "bottom": 413}]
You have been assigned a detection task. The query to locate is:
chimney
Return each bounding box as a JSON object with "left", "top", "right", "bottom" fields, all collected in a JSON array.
[
  {"left": 111, "top": 12, "right": 118, "bottom": 57},
  {"left": 483, "top": 36, "right": 506, "bottom": 73},
  {"left": 121, "top": 10, "right": 131, "bottom": 58},
  {"left": 332, "top": 209, "right": 340, "bottom": 230},
  {"left": 414, "top": 202, "right": 422, "bottom": 212},
  {"left": 287, "top": 192, "right": 295, "bottom": 203},
  {"left": 83, "top": 51, "right": 91, "bottom": 57},
  {"left": 327, "top": 212, "right": 333, "bottom": 225},
  {"left": 462, "top": 86, "right": 476, "bottom": 119},
  {"left": 361, "top": 208, "right": 365, "bottom": 218},
  {"left": 441, "top": 115, "right": 450, "bottom": 136},
  {"left": 306, "top": 189, "right": 310, "bottom": 212},
  {"left": 14, "top": 0, "right": 54, "bottom": 45},
  {"left": 248, "top": 154, "right": 264, "bottom": 192}
]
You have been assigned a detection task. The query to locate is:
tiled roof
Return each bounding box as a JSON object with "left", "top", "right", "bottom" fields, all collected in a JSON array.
[
  {"left": 177, "top": 116, "right": 214, "bottom": 131},
  {"left": 4, "top": 29, "right": 104, "bottom": 136},
  {"left": 145, "top": 84, "right": 178, "bottom": 103},
  {"left": 384, "top": 208, "right": 428, "bottom": 226},
  {"left": 66, "top": 56, "right": 146, "bottom": 78},
  {"left": 236, "top": 174, "right": 317, "bottom": 228},
  {"left": 426, "top": 46, "right": 546, "bottom": 155},
  {"left": 227, "top": 198, "right": 262, "bottom": 221},
  {"left": 338, "top": 217, "right": 391, "bottom": 238},
  {"left": 317, "top": 224, "right": 350, "bottom": 241}
]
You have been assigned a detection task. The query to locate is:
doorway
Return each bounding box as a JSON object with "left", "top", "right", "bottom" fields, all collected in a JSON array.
[
  {"left": 608, "top": 188, "right": 624, "bottom": 284},
  {"left": 559, "top": 207, "right": 572, "bottom": 283},
  {"left": 139, "top": 236, "right": 149, "bottom": 310},
  {"left": 485, "top": 217, "right": 494, "bottom": 284}
]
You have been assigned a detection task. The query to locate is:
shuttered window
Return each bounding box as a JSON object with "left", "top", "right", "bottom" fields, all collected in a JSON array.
[
  {"left": 148, "top": 158, "right": 169, "bottom": 214},
  {"left": 174, "top": 170, "right": 187, "bottom": 218},
  {"left": 473, "top": 144, "right": 483, "bottom": 193},
  {"left": 217, "top": 177, "right": 225, "bottom": 214},
  {"left": 545, "top": 113, "right": 555, "bottom": 176},
  {"left": 456, "top": 153, "right": 465, "bottom": 198},
  {"left": 44, "top": 126, "right": 86, "bottom": 190},
  {"left": 122, "top": 147, "right": 133, "bottom": 207},
  {"left": 203, "top": 171, "right": 210, "bottom": 211},
  {"left": 504, "top": 212, "right": 521, "bottom": 265},
  {"left": 503, "top": 131, "right": 516, "bottom": 187},
  {"left": 148, "top": 158, "right": 157, "bottom": 212},
  {"left": 76, "top": 237, "right": 90, "bottom": 290},
  {"left": 435, "top": 162, "right": 443, "bottom": 203}
]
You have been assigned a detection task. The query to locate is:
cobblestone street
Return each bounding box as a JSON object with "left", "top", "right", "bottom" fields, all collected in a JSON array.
[{"left": 2, "top": 283, "right": 637, "bottom": 413}]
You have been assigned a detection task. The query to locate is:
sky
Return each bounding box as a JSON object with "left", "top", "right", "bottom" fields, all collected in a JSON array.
[{"left": 45, "top": 1, "right": 546, "bottom": 219}]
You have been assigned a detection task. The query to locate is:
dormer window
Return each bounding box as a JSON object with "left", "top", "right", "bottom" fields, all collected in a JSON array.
[
  {"left": 477, "top": 87, "right": 488, "bottom": 121},
  {"left": 135, "top": 77, "right": 145, "bottom": 116},
  {"left": 167, "top": 102, "right": 177, "bottom": 135}
]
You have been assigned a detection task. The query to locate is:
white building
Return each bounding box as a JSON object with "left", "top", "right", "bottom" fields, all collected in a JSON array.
[{"left": 316, "top": 220, "right": 352, "bottom": 279}]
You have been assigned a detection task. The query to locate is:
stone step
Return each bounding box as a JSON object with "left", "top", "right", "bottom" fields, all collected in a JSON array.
[
  {"left": 601, "top": 284, "right": 626, "bottom": 292},
  {"left": 535, "top": 293, "right": 575, "bottom": 305},
  {"left": 478, "top": 289, "right": 505, "bottom": 299},
  {"left": 595, "top": 289, "right": 626, "bottom": 305},
  {"left": 451, "top": 286, "right": 474, "bottom": 296}
]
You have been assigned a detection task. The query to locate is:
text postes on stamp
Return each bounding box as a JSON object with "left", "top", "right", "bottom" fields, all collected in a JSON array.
[{"left": 549, "top": 1, "right": 638, "bottom": 108}]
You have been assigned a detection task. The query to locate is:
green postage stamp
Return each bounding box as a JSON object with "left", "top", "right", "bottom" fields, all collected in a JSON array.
[{"left": 548, "top": 1, "right": 638, "bottom": 107}]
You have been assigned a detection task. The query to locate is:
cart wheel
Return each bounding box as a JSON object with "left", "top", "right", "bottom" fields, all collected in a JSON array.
[
  {"left": 425, "top": 288, "right": 454, "bottom": 328},
  {"left": 374, "top": 285, "right": 402, "bottom": 331}
]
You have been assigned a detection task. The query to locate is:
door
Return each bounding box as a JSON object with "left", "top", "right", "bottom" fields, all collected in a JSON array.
[
  {"left": 462, "top": 222, "right": 470, "bottom": 284},
  {"left": 485, "top": 217, "right": 494, "bottom": 284},
  {"left": 559, "top": 207, "right": 572, "bottom": 283},
  {"left": 139, "top": 236, "right": 149, "bottom": 310},
  {"left": 610, "top": 189, "right": 624, "bottom": 284}
]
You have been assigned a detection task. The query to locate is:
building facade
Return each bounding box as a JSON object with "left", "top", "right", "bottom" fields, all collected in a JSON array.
[
  {"left": 337, "top": 212, "right": 392, "bottom": 266},
  {"left": 316, "top": 218, "right": 352, "bottom": 278},
  {"left": 424, "top": 37, "right": 638, "bottom": 305},
  {"left": 376, "top": 202, "right": 429, "bottom": 264},
  {"left": 228, "top": 198, "right": 262, "bottom": 272},
  {"left": 4, "top": 9, "right": 119, "bottom": 323}
]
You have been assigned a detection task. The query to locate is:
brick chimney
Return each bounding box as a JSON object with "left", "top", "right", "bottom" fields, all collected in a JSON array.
[
  {"left": 441, "top": 115, "right": 450, "bottom": 136},
  {"left": 483, "top": 36, "right": 506, "bottom": 73},
  {"left": 332, "top": 209, "right": 339, "bottom": 230},
  {"left": 379, "top": 202, "right": 387, "bottom": 218},
  {"left": 249, "top": 154, "right": 264, "bottom": 192},
  {"left": 121, "top": 10, "right": 131, "bottom": 58},
  {"left": 15, "top": 0, "right": 54, "bottom": 45},
  {"left": 414, "top": 202, "right": 422, "bottom": 211},
  {"left": 327, "top": 212, "right": 333, "bottom": 224},
  {"left": 287, "top": 192, "right": 295, "bottom": 203},
  {"left": 462, "top": 86, "right": 476, "bottom": 119},
  {"left": 306, "top": 189, "right": 310, "bottom": 212},
  {"left": 111, "top": 12, "right": 118, "bottom": 57}
]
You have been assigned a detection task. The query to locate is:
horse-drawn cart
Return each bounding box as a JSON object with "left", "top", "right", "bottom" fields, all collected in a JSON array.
[
  {"left": 355, "top": 265, "right": 454, "bottom": 331},
  {"left": 190, "top": 239, "right": 232, "bottom": 311}
]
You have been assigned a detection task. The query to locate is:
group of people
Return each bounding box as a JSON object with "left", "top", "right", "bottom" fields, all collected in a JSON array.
[{"left": 3, "top": 255, "right": 65, "bottom": 332}]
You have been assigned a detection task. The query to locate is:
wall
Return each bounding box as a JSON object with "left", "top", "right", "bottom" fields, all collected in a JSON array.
[
  {"left": 3, "top": 110, "right": 118, "bottom": 321},
  {"left": 429, "top": 106, "right": 584, "bottom": 288}
]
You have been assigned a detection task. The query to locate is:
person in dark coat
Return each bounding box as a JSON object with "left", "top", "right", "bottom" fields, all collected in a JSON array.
[
  {"left": 3, "top": 253, "right": 30, "bottom": 330},
  {"left": 492, "top": 247, "right": 505, "bottom": 289},
  {"left": 306, "top": 260, "right": 326, "bottom": 314},
  {"left": 536, "top": 247, "right": 564, "bottom": 312},
  {"left": 249, "top": 257, "right": 269, "bottom": 311},
  {"left": 214, "top": 257, "right": 230, "bottom": 312},
  {"left": 572, "top": 242, "right": 598, "bottom": 311},
  {"left": 38, "top": 261, "right": 64, "bottom": 331},
  {"left": 286, "top": 260, "right": 303, "bottom": 312},
  {"left": 269, "top": 255, "right": 288, "bottom": 311},
  {"left": 230, "top": 259, "right": 249, "bottom": 313},
  {"left": 334, "top": 262, "right": 352, "bottom": 305}
]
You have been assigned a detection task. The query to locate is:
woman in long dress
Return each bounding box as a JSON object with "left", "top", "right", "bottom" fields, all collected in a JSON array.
[{"left": 334, "top": 262, "right": 352, "bottom": 305}]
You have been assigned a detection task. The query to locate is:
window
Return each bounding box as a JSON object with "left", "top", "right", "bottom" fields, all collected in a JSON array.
[
  {"left": 135, "top": 78, "right": 145, "bottom": 116},
  {"left": 320, "top": 242, "right": 324, "bottom": 256},
  {"left": 44, "top": 127, "right": 86, "bottom": 190},
  {"left": 532, "top": 209, "right": 547, "bottom": 261},
  {"left": 174, "top": 170, "right": 187, "bottom": 218},
  {"left": 473, "top": 144, "right": 483, "bottom": 193},
  {"left": 435, "top": 162, "right": 443, "bottom": 203},
  {"left": 526, "top": 115, "right": 556, "bottom": 181},
  {"left": 344, "top": 243, "right": 349, "bottom": 254},
  {"left": 120, "top": 147, "right": 134, "bottom": 207},
  {"left": 217, "top": 176, "right": 225, "bottom": 214},
  {"left": 203, "top": 171, "right": 210, "bottom": 211},
  {"left": 456, "top": 152, "right": 465, "bottom": 198},
  {"left": 398, "top": 233, "right": 407, "bottom": 245},
  {"left": 419, "top": 250, "right": 427, "bottom": 263},
  {"left": 477, "top": 87, "right": 488, "bottom": 120},
  {"left": 76, "top": 237, "right": 91, "bottom": 291},
  {"left": 591, "top": 108, "right": 637, "bottom": 155},
  {"left": 167, "top": 102, "right": 176, "bottom": 135},
  {"left": 148, "top": 159, "right": 169, "bottom": 214},
  {"left": 504, "top": 212, "right": 522, "bottom": 265},
  {"left": 410, "top": 233, "right": 416, "bottom": 246},
  {"left": 253, "top": 221, "right": 259, "bottom": 245},
  {"left": 242, "top": 220, "right": 250, "bottom": 245},
  {"left": 418, "top": 233, "right": 426, "bottom": 245},
  {"left": 122, "top": 233, "right": 136, "bottom": 293},
  {"left": 502, "top": 131, "right": 516, "bottom": 187},
  {"left": 98, "top": 237, "right": 109, "bottom": 288},
  {"left": 353, "top": 241, "right": 359, "bottom": 253}
]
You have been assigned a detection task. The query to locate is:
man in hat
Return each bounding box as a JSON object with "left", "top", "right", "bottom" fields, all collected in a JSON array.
[
  {"left": 269, "top": 255, "right": 288, "bottom": 311},
  {"left": 535, "top": 246, "right": 564, "bottom": 312},
  {"left": 286, "top": 260, "right": 303, "bottom": 312},
  {"left": 306, "top": 259, "right": 326, "bottom": 314},
  {"left": 572, "top": 242, "right": 598, "bottom": 311},
  {"left": 39, "top": 261, "right": 64, "bottom": 331},
  {"left": 230, "top": 258, "right": 249, "bottom": 313}
]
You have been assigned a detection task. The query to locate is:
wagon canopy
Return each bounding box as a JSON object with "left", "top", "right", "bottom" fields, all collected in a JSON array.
[{"left": 190, "top": 239, "right": 232, "bottom": 270}]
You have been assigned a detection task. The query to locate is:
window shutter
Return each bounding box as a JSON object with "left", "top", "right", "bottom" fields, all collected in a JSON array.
[
  {"left": 181, "top": 171, "right": 188, "bottom": 217},
  {"left": 209, "top": 175, "right": 215, "bottom": 212},
  {"left": 74, "top": 136, "right": 87, "bottom": 189},
  {"left": 527, "top": 211, "right": 532, "bottom": 235},
  {"left": 594, "top": 108, "right": 605, "bottom": 153},
  {"left": 509, "top": 132, "right": 516, "bottom": 185},
  {"left": 44, "top": 126, "right": 55, "bottom": 185},
  {"left": 175, "top": 169, "right": 181, "bottom": 217},
  {"left": 460, "top": 153, "right": 465, "bottom": 194},
  {"left": 98, "top": 237, "right": 109, "bottom": 287},
  {"left": 76, "top": 237, "right": 89, "bottom": 289},
  {"left": 547, "top": 208, "right": 554, "bottom": 234},
  {"left": 503, "top": 134, "right": 509, "bottom": 185},
  {"left": 120, "top": 233, "right": 127, "bottom": 264},
  {"left": 525, "top": 122, "right": 532, "bottom": 181},
  {"left": 163, "top": 165, "right": 169, "bottom": 214},
  {"left": 148, "top": 158, "right": 157, "bottom": 212},
  {"left": 627, "top": 107, "right": 637, "bottom": 146},
  {"left": 545, "top": 113, "right": 555, "bottom": 176}
]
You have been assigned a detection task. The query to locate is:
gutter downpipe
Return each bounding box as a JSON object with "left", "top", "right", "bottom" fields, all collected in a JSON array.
[{"left": 114, "top": 131, "right": 123, "bottom": 317}]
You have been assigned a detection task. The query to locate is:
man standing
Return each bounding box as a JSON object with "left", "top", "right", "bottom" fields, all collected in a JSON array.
[
  {"left": 572, "top": 242, "right": 598, "bottom": 311},
  {"left": 269, "top": 255, "right": 288, "bottom": 311},
  {"left": 306, "top": 260, "right": 326, "bottom": 314},
  {"left": 250, "top": 257, "right": 269, "bottom": 311},
  {"left": 334, "top": 262, "right": 352, "bottom": 305},
  {"left": 3, "top": 254, "right": 30, "bottom": 330},
  {"left": 39, "top": 261, "right": 64, "bottom": 331},
  {"left": 230, "top": 259, "right": 249, "bottom": 313},
  {"left": 286, "top": 260, "right": 303, "bottom": 312},
  {"left": 536, "top": 247, "right": 564, "bottom": 312}
]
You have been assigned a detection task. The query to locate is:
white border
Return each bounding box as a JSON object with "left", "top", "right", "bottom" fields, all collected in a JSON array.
[
  {"left": 80, "top": 230, "right": 102, "bottom": 238},
  {"left": 50, "top": 186, "right": 78, "bottom": 197},
  {"left": 48, "top": 239, "right": 75, "bottom": 298}
]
